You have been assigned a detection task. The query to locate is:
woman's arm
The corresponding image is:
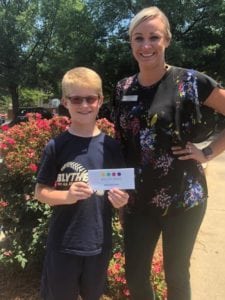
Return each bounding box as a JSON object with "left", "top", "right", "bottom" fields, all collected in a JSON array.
[
  {"left": 204, "top": 87, "right": 225, "bottom": 115},
  {"left": 172, "top": 87, "right": 225, "bottom": 162}
]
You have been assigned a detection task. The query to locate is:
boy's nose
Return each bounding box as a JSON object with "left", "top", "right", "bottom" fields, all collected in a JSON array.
[{"left": 80, "top": 99, "right": 89, "bottom": 106}]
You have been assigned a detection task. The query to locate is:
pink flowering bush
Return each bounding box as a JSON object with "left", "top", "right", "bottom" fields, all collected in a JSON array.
[
  {"left": 0, "top": 113, "right": 167, "bottom": 299},
  {"left": 0, "top": 114, "right": 71, "bottom": 268},
  {"left": 107, "top": 251, "right": 130, "bottom": 299},
  {"left": 107, "top": 250, "right": 167, "bottom": 300},
  {"left": 0, "top": 114, "right": 115, "bottom": 268},
  {"left": 151, "top": 252, "right": 167, "bottom": 299},
  {"left": 106, "top": 214, "right": 167, "bottom": 299},
  {"left": 96, "top": 118, "right": 115, "bottom": 138},
  {"left": 0, "top": 113, "right": 70, "bottom": 176}
]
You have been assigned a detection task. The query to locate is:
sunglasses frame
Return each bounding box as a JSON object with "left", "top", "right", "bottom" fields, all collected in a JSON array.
[{"left": 66, "top": 95, "right": 100, "bottom": 105}]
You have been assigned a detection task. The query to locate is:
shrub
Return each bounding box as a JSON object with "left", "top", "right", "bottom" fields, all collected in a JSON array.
[
  {"left": 0, "top": 114, "right": 167, "bottom": 298},
  {"left": 0, "top": 114, "right": 71, "bottom": 268},
  {"left": 106, "top": 214, "right": 167, "bottom": 300},
  {"left": 0, "top": 114, "right": 115, "bottom": 268}
]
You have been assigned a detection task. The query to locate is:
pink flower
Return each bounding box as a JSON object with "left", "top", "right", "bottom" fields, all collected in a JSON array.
[
  {"left": 28, "top": 163, "right": 38, "bottom": 172},
  {"left": 123, "top": 288, "right": 130, "bottom": 296},
  {"left": 3, "top": 250, "right": 12, "bottom": 256},
  {"left": 1, "top": 124, "right": 9, "bottom": 131},
  {"left": 114, "top": 263, "right": 121, "bottom": 271},
  {"left": 0, "top": 200, "right": 8, "bottom": 207},
  {"left": 6, "top": 137, "right": 16, "bottom": 145},
  {"left": 0, "top": 143, "right": 8, "bottom": 150},
  {"left": 27, "top": 149, "right": 35, "bottom": 158},
  {"left": 152, "top": 263, "right": 162, "bottom": 273},
  {"left": 113, "top": 252, "right": 122, "bottom": 259}
]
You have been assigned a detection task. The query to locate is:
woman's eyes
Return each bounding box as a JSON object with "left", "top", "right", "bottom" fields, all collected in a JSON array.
[
  {"left": 150, "top": 35, "right": 160, "bottom": 41},
  {"left": 134, "top": 36, "right": 144, "bottom": 41},
  {"left": 134, "top": 35, "right": 160, "bottom": 42}
]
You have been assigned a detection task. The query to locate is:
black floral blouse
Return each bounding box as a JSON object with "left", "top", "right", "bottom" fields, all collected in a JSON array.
[{"left": 113, "top": 66, "right": 220, "bottom": 211}]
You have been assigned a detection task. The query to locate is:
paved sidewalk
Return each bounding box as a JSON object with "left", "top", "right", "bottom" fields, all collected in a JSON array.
[{"left": 190, "top": 150, "right": 225, "bottom": 300}]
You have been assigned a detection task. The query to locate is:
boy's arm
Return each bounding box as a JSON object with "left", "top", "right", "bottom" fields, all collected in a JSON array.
[{"left": 35, "top": 182, "right": 93, "bottom": 206}]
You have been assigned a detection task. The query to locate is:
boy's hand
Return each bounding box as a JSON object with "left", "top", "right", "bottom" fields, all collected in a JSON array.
[
  {"left": 66, "top": 182, "right": 93, "bottom": 204},
  {"left": 107, "top": 188, "right": 129, "bottom": 208}
]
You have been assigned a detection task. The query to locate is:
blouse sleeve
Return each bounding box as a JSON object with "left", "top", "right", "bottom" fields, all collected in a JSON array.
[
  {"left": 177, "top": 68, "right": 223, "bottom": 143},
  {"left": 196, "top": 70, "right": 223, "bottom": 104},
  {"left": 111, "top": 79, "right": 124, "bottom": 140}
]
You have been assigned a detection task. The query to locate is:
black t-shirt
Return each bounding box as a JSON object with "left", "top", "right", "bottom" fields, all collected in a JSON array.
[{"left": 36, "top": 131, "right": 125, "bottom": 256}]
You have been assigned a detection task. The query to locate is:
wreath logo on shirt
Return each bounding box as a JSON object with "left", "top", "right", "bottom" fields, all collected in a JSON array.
[{"left": 56, "top": 162, "right": 88, "bottom": 188}]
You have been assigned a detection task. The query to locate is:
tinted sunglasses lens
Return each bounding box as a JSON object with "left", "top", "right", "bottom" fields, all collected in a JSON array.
[
  {"left": 68, "top": 96, "right": 98, "bottom": 104},
  {"left": 86, "top": 96, "right": 99, "bottom": 104}
]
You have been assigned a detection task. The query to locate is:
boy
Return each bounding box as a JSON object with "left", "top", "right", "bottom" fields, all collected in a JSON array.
[{"left": 35, "top": 67, "right": 129, "bottom": 300}]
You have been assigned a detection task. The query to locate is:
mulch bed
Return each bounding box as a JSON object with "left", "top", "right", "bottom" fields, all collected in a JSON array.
[{"left": 0, "top": 265, "right": 41, "bottom": 300}]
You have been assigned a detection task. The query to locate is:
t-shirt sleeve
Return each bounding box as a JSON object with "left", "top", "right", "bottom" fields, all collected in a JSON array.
[
  {"left": 36, "top": 139, "right": 57, "bottom": 186},
  {"left": 196, "top": 70, "right": 223, "bottom": 104}
]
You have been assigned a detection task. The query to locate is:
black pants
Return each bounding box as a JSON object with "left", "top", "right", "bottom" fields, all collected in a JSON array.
[
  {"left": 124, "top": 202, "right": 207, "bottom": 300},
  {"left": 40, "top": 249, "right": 111, "bottom": 300}
]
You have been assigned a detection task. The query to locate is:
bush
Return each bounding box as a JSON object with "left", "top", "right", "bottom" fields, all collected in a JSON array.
[
  {"left": 0, "top": 114, "right": 116, "bottom": 268},
  {"left": 0, "top": 114, "right": 71, "bottom": 268},
  {"left": 106, "top": 214, "right": 167, "bottom": 300},
  {"left": 0, "top": 114, "right": 167, "bottom": 298}
]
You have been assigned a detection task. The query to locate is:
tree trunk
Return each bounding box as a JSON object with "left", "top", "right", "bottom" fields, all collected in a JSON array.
[{"left": 8, "top": 83, "right": 19, "bottom": 119}]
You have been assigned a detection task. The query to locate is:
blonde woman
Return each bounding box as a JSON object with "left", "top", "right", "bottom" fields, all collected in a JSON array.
[{"left": 113, "top": 6, "right": 225, "bottom": 300}]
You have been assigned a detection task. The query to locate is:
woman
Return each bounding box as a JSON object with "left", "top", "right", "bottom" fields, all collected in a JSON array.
[{"left": 112, "top": 6, "right": 225, "bottom": 300}]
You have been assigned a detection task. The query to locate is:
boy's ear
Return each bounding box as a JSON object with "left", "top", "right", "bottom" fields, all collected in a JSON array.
[
  {"left": 62, "top": 97, "right": 68, "bottom": 108},
  {"left": 98, "top": 96, "right": 104, "bottom": 107}
]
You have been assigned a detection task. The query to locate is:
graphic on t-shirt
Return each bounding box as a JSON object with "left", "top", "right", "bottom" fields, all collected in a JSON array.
[{"left": 56, "top": 162, "right": 88, "bottom": 189}]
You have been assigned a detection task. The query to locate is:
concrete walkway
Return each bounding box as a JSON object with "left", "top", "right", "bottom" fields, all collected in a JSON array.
[{"left": 190, "top": 150, "right": 225, "bottom": 300}]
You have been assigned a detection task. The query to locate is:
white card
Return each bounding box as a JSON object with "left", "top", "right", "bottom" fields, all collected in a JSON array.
[{"left": 88, "top": 168, "right": 135, "bottom": 190}]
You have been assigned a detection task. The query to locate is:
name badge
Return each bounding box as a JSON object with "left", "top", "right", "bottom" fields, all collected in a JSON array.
[{"left": 122, "top": 95, "right": 138, "bottom": 102}]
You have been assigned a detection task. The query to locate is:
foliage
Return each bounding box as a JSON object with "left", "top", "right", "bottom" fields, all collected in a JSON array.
[
  {"left": 107, "top": 250, "right": 167, "bottom": 300},
  {"left": 107, "top": 251, "right": 130, "bottom": 299},
  {"left": 1, "top": 0, "right": 225, "bottom": 115},
  {"left": 96, "top": 118, "right": 115, "bottom": 138},
  {"left": 19, "top": 88, "right": 54, "bottom": 107},
  {"left": 0, "top": 114, "right": 167, "bottom": 298},
  {"left": 0, "top": 114, "right": 116, "bottom": 268},
  {"left": 0, "top": 0, "right": 60, "bottom": 113},
  {"left": 107, "top": 213, "right": 167, "bottom": 299},
  {"left": 0, "top": 114, "right": 71, "bottom": 268},
  {"left": 87, "top": 0, "right": 225, "bottom": 88},
  {"left": 151, "top": 252, "right": 168, "bottom": 299}
]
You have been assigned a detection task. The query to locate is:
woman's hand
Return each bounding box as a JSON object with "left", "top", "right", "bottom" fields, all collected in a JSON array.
[
  {"left": 107, "top": 188, "right": 129, "bottom": 208},
  {"left": 171, "top": 142, "right": 209, "bottom": 163}
]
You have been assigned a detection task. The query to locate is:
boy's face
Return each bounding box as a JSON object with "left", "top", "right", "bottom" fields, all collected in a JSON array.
[{"left": 62, "top": 86, "right": 103, "bottom": 126}]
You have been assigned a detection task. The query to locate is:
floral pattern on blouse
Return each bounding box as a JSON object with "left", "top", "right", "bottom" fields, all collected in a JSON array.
[
  {"left": 151, "top": 187, "right": 173, "bottom": 209},
  {"left": 139, "top": 128, "right": 156, "bottom": 165},
  {"left": 183, "top": 177, "right": 205, "bottom": 207},
  {"left": 113, "top": 67, "right": 218, "bottom": 210}
]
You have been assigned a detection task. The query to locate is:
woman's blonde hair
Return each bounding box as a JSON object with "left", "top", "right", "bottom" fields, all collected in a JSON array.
[
  {"left": 128, "top": 6, "right": 172, "bottom": 42},
  {"left": 62, "top": 67, "right": 103, "bottom": 97}
]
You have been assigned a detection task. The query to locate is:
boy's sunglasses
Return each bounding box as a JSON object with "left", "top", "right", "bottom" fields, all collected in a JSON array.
[{"left": 66, "top": 95, "right": 99, "bottom": 105}]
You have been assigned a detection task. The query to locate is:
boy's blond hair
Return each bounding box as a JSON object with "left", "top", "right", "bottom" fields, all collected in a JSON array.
[{"left": 62, "top": 67, "right": 103, "bottom": 97}]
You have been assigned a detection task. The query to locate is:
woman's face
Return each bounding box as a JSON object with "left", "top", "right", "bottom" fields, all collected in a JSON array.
[{"left": 130, "top": 16, "right": 170, "bottom": 69}]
